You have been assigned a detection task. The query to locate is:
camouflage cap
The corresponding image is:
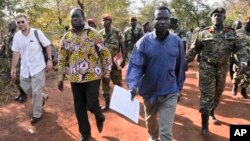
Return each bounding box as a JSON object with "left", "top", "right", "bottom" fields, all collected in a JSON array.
[
  {"left": 102, "top": 14, "right": 112, "bottom": 21},
  {"left": 210, "top": 7, "right": 226, "bottom": 17}
]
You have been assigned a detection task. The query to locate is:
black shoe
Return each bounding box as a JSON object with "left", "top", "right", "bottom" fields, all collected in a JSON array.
[
  {"left": 101, "top": 105, "right": 110, "bottom": 112},
  {"left": 19, "top": 95, "right": 27, "bottom": 103},
  {"left": 96, "top": 115, "right": 105, "bottom": 133},
  {"left": 201, "top": 114, "right": 209, "bottom": 136},
  {"left": 242, "top": 94, "right": 250, "bottom": 99},
  {"left": 209, "top": 109, "right": 219, "bottom": 124},
  {"left": 30, "top": 117, "right": 41, "bottom": 124},
  {"left": 15, "top": 94, "right": 27, "bottom": 103},
  {"left": 79, "top": 135, "right": 91, "bottom": 141},
  {"left": 241, "top": 88, "right": 250, "bottom": 99},
  {"left": 14, "top": 95, "right": 21, "bottom": 101},
  {"left": 232, "top": 84, "right": 238, "bottom": 96},
  {"left": 201, "top": 128, "right": 209, "bottom": 136}
]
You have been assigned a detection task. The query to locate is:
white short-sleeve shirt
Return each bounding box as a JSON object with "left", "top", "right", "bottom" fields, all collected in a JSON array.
[{"left": 12, "top": 28, "right": 51, "bottom": 78}]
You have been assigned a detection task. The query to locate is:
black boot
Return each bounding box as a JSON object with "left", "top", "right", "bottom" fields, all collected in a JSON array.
[
  {"left": 101, "top": 94, "right": 110, "bottom": 112},
  {"left": 201, "top": 114, "right": 209, "bottom": 136},
  {"left": 95, "top": 113, "right": 105, "bottom": 133},
  {"left": 15, "top": 86, "right": 27, "bottom": 103},
  {"left": 241, "top": 87, "right": 250, "bottom": 99},
  {"left": 209, "top": 109, "right": 218, "bottom": 124},
  {"left": 232, "top": 84, "right": 238, "bottom": 96}
]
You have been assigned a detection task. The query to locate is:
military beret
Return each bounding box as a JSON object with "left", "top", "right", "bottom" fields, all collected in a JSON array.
[
  {"left": 130, "top": 16, "right": 137, "bottom": 21},
  {"left": 245, "top": 16, "right": 250, "bottom": 23},
  {"left": 102, "top": 14, "right": 112, "bottom": 21},
  {"left": 210, "top": 7, "right": 226, "bottom": 17},
  {"left": 87, "top": 19, "right": 95, "bottom": 24}
]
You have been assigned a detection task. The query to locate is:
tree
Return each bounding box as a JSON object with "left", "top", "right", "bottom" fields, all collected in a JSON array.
[
  {"left": 169, "top": 0, "right": 211, "bottom": 30},
  {"left": 0, "top": 0, "right": 130, "bottom": 42},
  {"left": 222, "top": 0, "right": 250, "bottom": 26}
]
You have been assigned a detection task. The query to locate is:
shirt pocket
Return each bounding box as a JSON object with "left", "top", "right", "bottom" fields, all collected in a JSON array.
[{"left": 165, "top": 51, "right": 178, "bottom": 71}]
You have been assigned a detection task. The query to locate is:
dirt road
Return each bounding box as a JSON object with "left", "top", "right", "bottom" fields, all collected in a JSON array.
[{"left": 1, "top": 62, "right": 250, "bottom": 141}]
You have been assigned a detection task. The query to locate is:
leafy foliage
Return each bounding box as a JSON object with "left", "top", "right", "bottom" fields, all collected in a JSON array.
[{"left": 169, "top": 0, "right": 211, "bottom": 30}]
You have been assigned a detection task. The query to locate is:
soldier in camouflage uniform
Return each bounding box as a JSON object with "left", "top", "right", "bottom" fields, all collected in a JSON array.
[
  {"left": 169, "top": 18, "right": 186, "bottom": 54},
  {"left": 124, "top": 17, "right": 143, "bottom": 60},
  {"left": 99, "top": 14, "right": 126, "bottom": 112},
  {"left": 169, "top": 18, "right": 182, "bottom": 36},
  {"left": 231, "top": 17, "right": 250, "bottom": 99},
  {"left": 87, "top": 18, "right": 97, "bottom": 29},
  {"left": 186, "top": 8, "right": 248, "bottom": 136},
  {"left": 142, "top": 21, "right": 152, "bottom": 34},
  {"left": 0, "top": 21, "right": 27, "bottom": 102},
  {"left": 229, "top": 20, "right": 243, "bottom": 80}
]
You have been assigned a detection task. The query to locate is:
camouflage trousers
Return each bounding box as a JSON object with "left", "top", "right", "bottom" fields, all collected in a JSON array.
[
  {"left": 0, "top": 57, "right": 21, "bottom": 84},
  {"left": 102, "top": 67, "right": 122, "bottom": 99},
  {"left": 199, "top": 62, "right": 228, "bottom": 115},
  {"left": 232, "top": 65, "right": 250, "bottom": 88},
  {"left": 126, "top": 45, "right": 134, "bottom": 61}
]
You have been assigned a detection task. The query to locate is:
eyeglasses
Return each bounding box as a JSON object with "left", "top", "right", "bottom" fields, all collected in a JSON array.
[{"left": 17, "top": 21, "right": 25, "bottom": 24}]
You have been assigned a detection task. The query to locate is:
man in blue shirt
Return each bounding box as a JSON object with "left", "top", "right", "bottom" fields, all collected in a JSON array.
[{"left": 126, "top": 6, "right": 186, "bottom": 141}]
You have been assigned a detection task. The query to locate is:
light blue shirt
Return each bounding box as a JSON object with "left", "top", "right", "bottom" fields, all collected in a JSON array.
[{"left": 126, "top": 31, "right": 186, "bottom": 103}]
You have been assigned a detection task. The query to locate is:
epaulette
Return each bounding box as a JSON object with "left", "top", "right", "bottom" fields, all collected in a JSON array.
[
  {"left": 225, "top": 27, "right": 235, "bottom": 30},
  {"left": 224, "top": 27, "right": 235, "bottom": 33}
]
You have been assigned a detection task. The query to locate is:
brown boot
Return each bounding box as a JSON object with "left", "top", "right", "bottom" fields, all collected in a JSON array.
[
  {"left": 232, "top": 84, "right": 238, "bottom": 96},
  {"left": 241, "top": 87, "right": 250, "bottom": 99}
]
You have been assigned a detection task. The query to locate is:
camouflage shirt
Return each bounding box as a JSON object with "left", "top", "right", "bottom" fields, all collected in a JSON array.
[
  {"left": 0, "top": 32, "right": 15, "bottom": 58},
  {"left": 169, "top": 27, "right": 182, "bottom": 37},
  {"left": 99, "top": 27, "right": 124, "bottom": 58},
  {"left": 124, "top": 25, "right": 143, "bottom": 53},
  {"left": 58, "top": 25, "right": 112, "bottom": 83},
  {"left": 186, "top": 26, "right": 248, "bottom": 65},
  {"left": 236, "top": 28, "right": 250, "bottom": 61}
]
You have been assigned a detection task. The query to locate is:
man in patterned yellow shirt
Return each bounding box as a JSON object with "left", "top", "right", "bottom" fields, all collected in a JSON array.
[{"left": 57, "top": 8, "right": 112, "bottom": 141}]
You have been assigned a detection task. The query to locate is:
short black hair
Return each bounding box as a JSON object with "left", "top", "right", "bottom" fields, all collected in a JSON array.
[
  {"left": 143, "top": 21, "right": 150, "bottom": 27},
  {"left": 155, "top": 6, "right": 171, "bottom": 14},
  {"left": 70, "top": 8, "right": 85, "bottom": 18}
]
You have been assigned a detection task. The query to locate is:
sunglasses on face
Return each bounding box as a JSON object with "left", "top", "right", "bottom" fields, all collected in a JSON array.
[{"left": 17, "top": 21, "right": 25, "bottom": 24}]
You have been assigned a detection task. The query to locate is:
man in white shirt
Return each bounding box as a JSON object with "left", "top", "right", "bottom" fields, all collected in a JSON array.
[{"left": 11, "top": 13, "right": 53, "bottom": 124}]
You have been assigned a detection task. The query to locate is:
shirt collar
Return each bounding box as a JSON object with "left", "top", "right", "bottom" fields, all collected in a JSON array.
[
  {"left": 152, "top": 30, "right": 170, "bottom": 40},
  {"left": 70, "top": 22, "right": 91, "bottom": 32}
]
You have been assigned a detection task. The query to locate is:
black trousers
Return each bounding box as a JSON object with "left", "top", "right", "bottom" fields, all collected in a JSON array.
[{"left": 71, "top": 79, "right": 103, "bottom": 136}]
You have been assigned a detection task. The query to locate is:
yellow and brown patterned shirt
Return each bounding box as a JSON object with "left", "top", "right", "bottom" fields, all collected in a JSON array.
[{"left": 58, "top": 25, "right": 112, "bottom": 83}]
